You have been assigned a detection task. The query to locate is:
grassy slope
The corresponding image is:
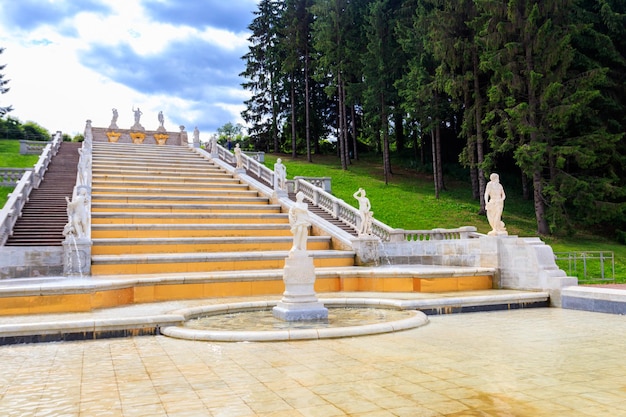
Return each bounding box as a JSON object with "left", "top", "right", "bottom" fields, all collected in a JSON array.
[
  {"left": 0, "top": 140, "right": 39, "bottom": 207},
  {"left": 264, "top": 153, "right": 625, "bottom": 283}
]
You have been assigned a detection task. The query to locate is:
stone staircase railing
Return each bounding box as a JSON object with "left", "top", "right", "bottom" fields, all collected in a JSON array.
[
  {"left": 0, "top": 132, "right": 63, "bottom": 245},
  {"left": 292, "top": 178, "right": 479, "bottom": 242},
  {"left": 0, "top": 168, "right": 32, "bottom": 186},
  {"left": 210, "top": 146, "right": 479, "bottom": 244}
]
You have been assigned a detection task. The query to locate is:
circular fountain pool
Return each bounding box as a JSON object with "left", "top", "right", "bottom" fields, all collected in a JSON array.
[{"left": 161, "top": 299, "right": 429, "bottom": 342}]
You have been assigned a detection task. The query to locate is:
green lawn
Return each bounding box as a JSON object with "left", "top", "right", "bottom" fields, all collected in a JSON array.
[
  {"left": 0, "top": 140, "right": 38, "bottom": 209},
  {"left": 0, "top": 139, "right": 39, "bottom": 168}
]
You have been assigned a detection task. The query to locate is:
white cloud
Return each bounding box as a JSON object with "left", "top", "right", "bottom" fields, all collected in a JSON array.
[{"left": 0, "top": 0, "right": 255, "bottom": 137}]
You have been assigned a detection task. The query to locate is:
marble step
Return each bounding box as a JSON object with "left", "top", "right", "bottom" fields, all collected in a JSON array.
[
  {"left": 90, "top": 250, "right": 356, "bottom": 275},
  {"left": 91, "top": 202, "right": 282, "bottom": 213},
  {"left": 91, "top": 212, "right": 288, "bottom": 225},
  {"left": 91, "top": 223, "right": 293, "bottom": 238},
  {"left": 91, "top": 236, "right": 332, "bottom": 255}
]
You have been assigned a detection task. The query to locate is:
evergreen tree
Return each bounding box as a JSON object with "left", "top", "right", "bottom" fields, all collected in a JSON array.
[
  {"left": 240, "top": 0, "right": 285, "bottom": 153},
  {"left": 311, "top": 0, "right": 359, "bottom": 170},
  {"left": 396, "top": 0, "right": 448, "bottom": 198},
  {"left": 362, "top": 0, "right": 406, "bottom": 184},
  {"left": 0, "top": 47, "right": 13, "bottom": 117}
]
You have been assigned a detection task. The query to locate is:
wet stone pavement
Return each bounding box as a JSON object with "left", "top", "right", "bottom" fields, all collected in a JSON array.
[{"left": 1, "top": 308, "right": 625, "bottom": 416}]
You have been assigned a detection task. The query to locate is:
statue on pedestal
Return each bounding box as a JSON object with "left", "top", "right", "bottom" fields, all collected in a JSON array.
[
  {"left": 485, "top": 173, "right": 507, "bottom": 235},
  {"left": 109, "top": 108, "right": 119, "bottom": 129},
  {"left": 274, "top": 158, "right": 287, "bottom": 191},
  {"left": 234, "top": 143, "right": 243, "bottom": 169},
  {"left": 131, "top": 106, "right": 144, "bottom": 131},
  {"left": 157, "top": 111, "right": 166, "bottom": 132},
  {"left": 353, "top": 188, "right": 373, "bottom": 236},
  {"left": 289, "top": 192, "right": 310, "bottom": 254},
  {"left": 193, "top": 126, "right": 200, "bottom": 147},
  {"left": 64, "top": 189, "right": 89, "bottom": 240}
]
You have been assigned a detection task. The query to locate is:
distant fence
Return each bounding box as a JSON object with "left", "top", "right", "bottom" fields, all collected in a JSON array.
[{"left": 554, "top": 251, "right": 615, "bottom": 284}]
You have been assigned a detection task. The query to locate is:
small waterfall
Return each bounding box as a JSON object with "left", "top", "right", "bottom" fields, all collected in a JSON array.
[
  {"left": 378, "top": 242, "right": 393, "bottom": 266},
  {"left": 66, "top": 235, "right": 83, "bottom": 278}
]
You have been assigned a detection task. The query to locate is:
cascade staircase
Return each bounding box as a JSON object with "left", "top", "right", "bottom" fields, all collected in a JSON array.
[
  {"left": 5, "top": 141, "right": 80, "bottom": 246},
  {"left": 90, "top": 142, "right": 356, "bottom": 276}
]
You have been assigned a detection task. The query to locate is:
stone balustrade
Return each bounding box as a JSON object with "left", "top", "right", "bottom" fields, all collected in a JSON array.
[
  {"left": 0, "top": 168, "right": 32, "bottom": 186},
  {"left": 0, "top": 132, "right": 62, "bottom": 246},
  {"left": 19, "top": 140, "right": 50, "bottom": 155}
]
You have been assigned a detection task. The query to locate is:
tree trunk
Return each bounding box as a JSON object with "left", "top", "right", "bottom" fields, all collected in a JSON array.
[
  {"left": 381, "top": 94, "right": 391, "bottom": 184},
  {"left": 533, "top": 170, "right": 550, "bottom": 234},
  {"left": 431, "top": 129, "right": 439, "bottom": 199},
  {"left": 435, "top": 122, "right": 444, "bottom": 192},
  {"left": 521, "top": 171, "right": 530, "bottom": 200},
  {"left": 337, "top": 72, "right": 348, "bottom": 170},
  {"left": 394, "top": 111, "right": 404, "bottom": 153},
  {"left": 305, "top": 47, "right": 312, "bottom": 162},
  {"left": 464, "top": 78, "right": 479, "bottom": 201},
  {"left": 351, "top": 104, "right": 358, "bottom": 161},
  {"left": 290, "top": 78, "right": 297, "bottom": 158},
  {"left": 473, "top": 49, "right": 486, "bottom": 214}
]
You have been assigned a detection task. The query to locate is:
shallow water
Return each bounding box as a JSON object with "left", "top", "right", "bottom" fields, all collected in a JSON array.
[{"left": 184, "top": 307, "right": 414, "bottom": 331}]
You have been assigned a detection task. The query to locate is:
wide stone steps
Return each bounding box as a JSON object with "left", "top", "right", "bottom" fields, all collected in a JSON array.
[
  {"left": 92, "top": 188, "right": 254, "bottom": 198},
  {"left": 92, "top": 165, "right": 229, "bottom": 176},
  {"left": 89, "top": 142, "right": 356, "bottom": 276},
  {"left": 91, "top": 223, "right": 293, "bottom": 238},
  {"left": 91, "top": 202, "right": 282, "bottom": 213},
  {"left": 90, "top": 250, "right": 355, "bottom": 275},
  {"left": 91, "top": 212, "right": 288, "bottom": 225},
  {"left": 91, "top": 236, "right": 332, "bottom": 255}
]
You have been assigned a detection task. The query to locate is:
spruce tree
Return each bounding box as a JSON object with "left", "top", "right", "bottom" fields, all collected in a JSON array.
[{"left": 0, "top": 47, "right": 13, "bottom": 116}]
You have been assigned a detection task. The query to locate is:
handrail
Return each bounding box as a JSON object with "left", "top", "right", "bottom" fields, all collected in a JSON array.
[
  {"left": 0, "top": 171, "right": 33, "bottom": 245},
  {"left": 211, "top": 148, "right": 477, "bottom": 242},
  {"left": 0, "top": 168, "right": 32, "bottom": 186},
  {"left": 0, "top": 131, "right": 63, "bottom": 245},
  {"left": 293, "top": 178, "right": 478, "bottom": 242}
]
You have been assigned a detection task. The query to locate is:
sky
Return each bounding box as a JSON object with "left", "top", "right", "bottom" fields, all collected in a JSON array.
[{"left": 0, "top": 0, "right": 258, "bottom": 138}]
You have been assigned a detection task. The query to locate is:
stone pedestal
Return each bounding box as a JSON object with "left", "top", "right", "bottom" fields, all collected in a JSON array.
[
  {"left": 130, "top": 132, "right": 146, "bottom": 144},
  {"left": 63, "top": 238, "right": 92, "bottom": 277},
  {"left": 351, "top": 236, "right": 380, "bottom": 266},
  {"left": 273, "top": 251, "right": 328, "bottom": 321},
  {"left": 154, "top": 133, "right": 169, "bottom": 145},
  {"left": 106, "top": 131, "right": 121, "bottom": 143}
]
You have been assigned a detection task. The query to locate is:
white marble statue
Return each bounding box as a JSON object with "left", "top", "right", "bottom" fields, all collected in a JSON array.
[
  {"left": 211, "top": 135, "right": 218, "bottom": 154},
  {"left": 109, "top": 108, "right": 119, "bottom": 129},
  {"left": 273, "top": 158, "right": 287, "bottom": 191},
  {"left": 193, "top": 126, "right": 200, "bottom": 146},
  {"left": 131, "top": 106, "right": 144, "bottom": 130},
  {"left": 353, "top": 187, "right": 373, "bottom": 236},
  {"left": 484, "top": 173, "right": 507, "bottom": 235},
  {"left": 234, "top": 143, "right": 243, "bottom": 169},
  {"left": 83, "top": 120, "right": 93, "bottom": 151},
  {"left": 77, "top": 147, "right": 92, "bottom": 187},
  {"left": 158, "top": 111, "right": 164, "bottom": 127},
  {"left": 64, "top": 189, "right": 89, "bottom": 239},
  {"left": 289, "top": 191, "right": 310, "bottom": 253}
]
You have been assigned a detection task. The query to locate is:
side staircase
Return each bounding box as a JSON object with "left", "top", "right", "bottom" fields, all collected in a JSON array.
[
  {"left": 5, "top": 141, "right": 80, "bottom": 246},
  {"left": 90, "top": 142, "right": 356, "bottom": 276}
]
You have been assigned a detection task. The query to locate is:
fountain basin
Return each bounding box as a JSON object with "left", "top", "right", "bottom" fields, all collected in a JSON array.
[{"left": 160, "top": 298, "right": 429, "bottom": 342}]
